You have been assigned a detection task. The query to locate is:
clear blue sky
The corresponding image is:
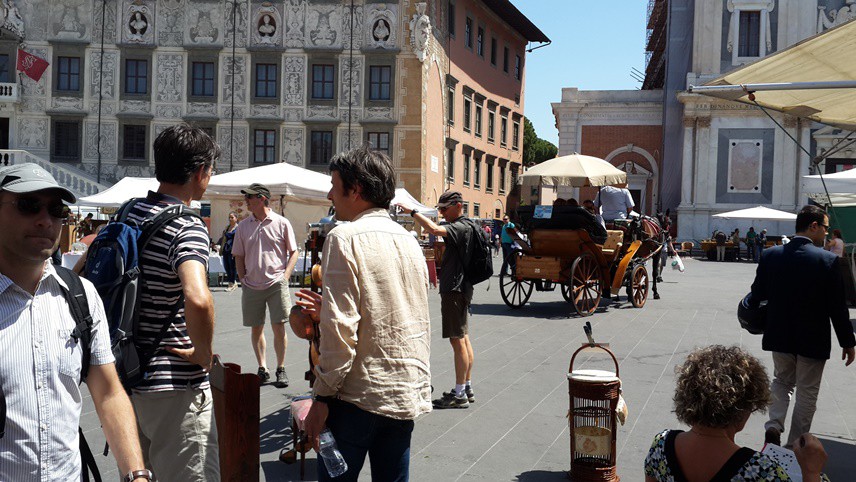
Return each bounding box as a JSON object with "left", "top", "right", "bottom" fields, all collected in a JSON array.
[{"left": 510, "top": 0, "right": 648, "bottom": 146}]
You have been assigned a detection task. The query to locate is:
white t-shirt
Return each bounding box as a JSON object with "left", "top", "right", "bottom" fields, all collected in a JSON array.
[{"left": 595, "top": 186, "right": 635, "bottom": 222}]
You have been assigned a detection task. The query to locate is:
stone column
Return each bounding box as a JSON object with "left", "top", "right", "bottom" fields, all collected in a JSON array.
[
  {"left": 680, "top": 116, "right": 695, "bottom": 206},
  {"left": 695, "top": 116, "right": 713, "bottom": 207}
]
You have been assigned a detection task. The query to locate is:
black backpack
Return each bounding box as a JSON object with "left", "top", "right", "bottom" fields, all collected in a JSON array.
[{"left": 457, "top": 219, "right": 494, "bottom": 285}]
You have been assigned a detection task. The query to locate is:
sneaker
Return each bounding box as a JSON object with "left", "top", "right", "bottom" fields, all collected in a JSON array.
[
  {"left": 433, "top": 391, "right": 469, "bottom": 409},
  {"left": 257, "top": 367, "right": 270, "bottom": 384},
  {"left": 764, "top": 427, "right": 781, "bottom": 446},
  {"left": 275, "top": 367, "right": 289, "bottom": 387},
  {"left": 226, "top": 283, "right": 237, "bottom": 292},
  {"left": 442, "top": 387, "right": 475, "bottom": 403}
]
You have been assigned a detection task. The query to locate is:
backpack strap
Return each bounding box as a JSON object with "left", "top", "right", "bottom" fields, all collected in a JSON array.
[
  {"left": 115, "top": 197, "right": 145, "bottom": 223},
  {"left": 79, "top": 426, "right": 102, "bottom": 482},
  {"left": 54, "top": 267, "right": 94, "bottom": 384}
]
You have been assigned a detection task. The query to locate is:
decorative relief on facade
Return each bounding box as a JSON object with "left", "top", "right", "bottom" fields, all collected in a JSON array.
[
  {"left": 342, "top": 4, "right": 363, "bottom": 50},
  {"left": 113, "top": 164, "right": 154, "bottom": 181},
  {"left": 1, "top": 0, "right": 26, "bottom": 38},
  {"left": 218, "top": 125, "right": 249, "bottom": 168},
  {"left": 92, "top": 0, "right": 117, "bottom": 43},
  {"left": 339, "top": 56, "right": 363, "bottom": 108},
  {"left": 306, "top": 4, "right": 341, "bottom": 48},
  {"left": 154, "top": 54, "right": 183, "bottom": 103},
  {"left": 119, "top": 100, "right": 151, "bottom": 113},
  {"left": 281, "top": 127, "right": 304, "bottom": 165},
  {"left": 152, "top": 123, "right": 171, "bottom": 142},
  {"left": 727, "top": 139, "right": 762, "bottom": 193},
  {"left": 155, "top": 104, "right": 182, "bottom": 118},
  {"left": 51, "top": 0, "right": 90, "bottom": 40},
  {"left": 340, "top": 108, "right": 361, "bottom": 123},
  {"left": 89, "top": 100, "right": 117, "bottom": 115},
  {"left": 222, "top": 56, "right": 247, "bottom": 104},
  {"left": 52, "top": 97, "right": 85, "bottom": 110},
  {"left": 19, "top": 0, "right": 48, "bottom": 40},
  {"left": 365, "top": 3, "right": 396, "bottom": 49},
  {"left": 818, "top": 1, "right": 856, "bottom": 32},
  {"left": 157, "top": 0, "right": 184, "bottom": 46},
  {"left": 221, "top": 106, "right": 246, "bottom": 118},
  {"left": 283, "top": 0, "right": 306, "bottom": 48},
  {"left": 339, "top": 128, "right": 362, "bottom": 152},
  {"left": 283, "top": 108, "right": 302, "bottom": 122},
  {"left": 84, "top": 121, "right": 117, "bottom": 160},
  {"left": 22, "top": 98, "right": 45, "bottom": 111},
  {"left": 186, "top": 2, "right": 222, "bottom": 45},
  {"left": 305, "top": 105, "right": 336, "bottom": 119},
  {"left": 283, "top": 55, "right": 305, "bottom": 106},
  {"left": 123, "top": 0, "right": 154, "bottom": 44},
  {"left": 224, "top": 0, "right": 248, "bottom": 48},
  {"left": 90, "top": 51, "right": 118, "bottom": 100},
  {"left": 18, "top": 117, "right": 47, "bottom": 148},
  {"left": 363, "top": 107, "right": 394, "bottom": 121},
  {"left": 187, "top": 102, "right": 217, "bottom": 116},
  {"left": 409, "top": 3, "right": 431, "bottom": 62},
  {"left": 251, "top": 104, "right": 279, "bottom": 118},
  {"left": 252, "top": 2, "right": 281, "bottom": 47}
]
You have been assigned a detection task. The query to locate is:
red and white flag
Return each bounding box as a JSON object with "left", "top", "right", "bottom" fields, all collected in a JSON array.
[{"left": 16, "top": 49, "right": 49, "bottom": 82}]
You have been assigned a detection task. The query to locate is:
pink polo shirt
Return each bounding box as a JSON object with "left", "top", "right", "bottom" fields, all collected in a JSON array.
[{"left": 231, "top": 210, "right": 298, "bottom": 290}]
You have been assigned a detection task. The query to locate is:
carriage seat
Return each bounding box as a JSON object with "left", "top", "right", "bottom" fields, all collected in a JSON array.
[
  {"left": 516, "top": 206, "right": 608, "bottom": 244},
  {"left": 599, "top": 230, "right": 624, "bottom": 262}
]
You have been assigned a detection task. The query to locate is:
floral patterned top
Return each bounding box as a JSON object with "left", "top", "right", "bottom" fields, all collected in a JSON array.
[{"left": 643, "top": 429, "right": 826, "bottom": 481}]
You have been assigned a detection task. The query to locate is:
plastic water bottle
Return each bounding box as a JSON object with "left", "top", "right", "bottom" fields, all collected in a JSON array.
[{"left": 319, "top": 429, "right": 348, "bottom": 477}]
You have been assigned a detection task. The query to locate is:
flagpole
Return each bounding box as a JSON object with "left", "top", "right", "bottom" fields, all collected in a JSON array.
[{"left": 96, "top": 0, "right": 106, "bottom": 185}]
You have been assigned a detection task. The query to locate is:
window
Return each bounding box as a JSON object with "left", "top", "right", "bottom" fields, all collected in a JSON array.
[
  {"left": 463, "top": 152, "right": 471, "bottom": 185},
  {"left": 487, "top": 111, "right": 495, "bottom": 142},
  {"left": 0, "top": 54, "right": 10, "bottom": 83},
  {"left": 500, "top": 116, "right": 508, "bottom": 146},
  {"left": 486, "top": 163, "right": 494, "bottom": 191},
  {"left": 255, "top": 63, "right": 277, "bottom": 98},
  {"left": 463, "top": 97, "right": 472, "bottom": 132},
  {"left": 474, "top": 157, "right": 481, "bottom": 188},
  {"left": 465, "top": 17, "right": 472, "bottom": 49},
  {"left": 253, "top": 129, "right": 276, "bottom": 164},
  {"left": 463, "top": 202, "right": 469, "bottom": 217},
  {"left": 503, "top": 46, "right": 509, "bottom": 73},
  {"left": 448, "top": 1, "right": 455, "bottom": 38},
  {"left": 495, "top": 208, "right": 501, "bottom": 218},
  {"left": 312, "top": 64, "right": 335, "bottom": 100},
  {"left": 447, "top": 88, "right": 455, "bottom": 126},
  {"left": 367, "top": 132, "right": 390, "bottom": 154},
  {"left": 490, "top": 37, "right": 497, "bottom": 65},
  {"left": 477, "top": 27, "right": 484, "bottom": 57},
  {"left": 500, "top": 166, "right": 506, "bottom": 193},
  {"left": 57, "top": 57, "right": 80, "bottom": 92},
  {"left": 52, "top": 121, "right": 80, "bottom": 161},
  {"left": 369, "top": 66, "right": 391, "bottom": 101},
  {"left": 473, "top": 203, "right": 480, "bottom": 218},
  {"left": 123, "top": 125, "right": 147, "bottom": 161},
  {"left": 474, "top": 104, "right": 482, "bottom": 137},
  {"left": 192, "top": 62, "right": 215, "bottom": 97},
  {"left": 124, "top": 59, "right": 147, "bottom": 94},
  {"left": 515, "top": 55, "right": 522, "bottom": 80},
  {"left": 738, "top": 11, "right": 761, "bottom": 58},
  {"left": 512, "top": 121, "right": 520, "bottom": 150},
  {"left": 446, "top": 147, "right": 455, "bottom": 182},
  {"left": 310, "top": 131, "right": 333, "bottom": 165}
]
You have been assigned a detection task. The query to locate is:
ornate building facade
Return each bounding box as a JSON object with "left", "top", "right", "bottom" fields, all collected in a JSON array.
[
  {"left": 552, "top": 0, "right": 856, "bottom": 240},
  {"left": 0, "top": 0, "right": 546, "bottom": 221}
]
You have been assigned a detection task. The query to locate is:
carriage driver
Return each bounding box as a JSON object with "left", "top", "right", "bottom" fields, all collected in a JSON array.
[{"left": 594, "top": 182, "right": 635, "bottom": 225}]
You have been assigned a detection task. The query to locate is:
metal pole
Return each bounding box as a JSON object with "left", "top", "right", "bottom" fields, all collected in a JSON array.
[
  {"left": 96, "top": 0, "right": 106, "bottom": 184},
  {"left": 688, "top": 81, "right": 856, "bottom": 94},
  {"left": 229, "top": 0, "right": 238, "bottom": 172},
  {"left": 347, "top": 0, "right": 354, "bottom": 150}
]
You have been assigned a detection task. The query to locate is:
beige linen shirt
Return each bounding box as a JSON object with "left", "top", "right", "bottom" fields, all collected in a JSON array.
[
  {"left": 231, "top": 210, "right": 297, "bottom": 290},
  {"left": 313, "top": 208, "right": 432, "bottom": 420}
]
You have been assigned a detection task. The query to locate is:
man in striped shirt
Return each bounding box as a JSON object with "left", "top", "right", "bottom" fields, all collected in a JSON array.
[
  {"left": 0, "top": 163, "right": 148, "bottom": 481},
  {"left": 126, "top": 125, "right": 220, "bottom": 481}
]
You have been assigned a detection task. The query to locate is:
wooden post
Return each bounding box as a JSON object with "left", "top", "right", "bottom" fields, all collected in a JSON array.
[{"left": 210, "top": 356, "right": 260, "bottom": 482}]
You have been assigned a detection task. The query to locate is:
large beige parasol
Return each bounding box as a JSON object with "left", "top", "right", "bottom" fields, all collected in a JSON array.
[{"left": 519, "top": 154, "right": 627, "bottom": 188}]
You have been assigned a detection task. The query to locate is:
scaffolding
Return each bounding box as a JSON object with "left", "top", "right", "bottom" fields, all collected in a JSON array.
[{"left": 643, "top": 0, "right": 667, "bottom": 90}]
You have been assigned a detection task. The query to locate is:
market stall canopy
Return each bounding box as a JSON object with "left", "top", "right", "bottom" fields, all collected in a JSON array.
[
  {"left": 712, "top": 206, "right": 797, "bottom": 221},
  {"left": 802, "top": 168, "right": 856, "bottom": 194},
  {"left": 688, "top": 19, "right": 856, "bottom": 130},
  {"left": 391, "top": 188, "right": 438, "bottom": 217},
  {"left": 206, "top": 162, "right": 331, "bottom": 206},
  {"left": 520, "top": 154, "right": 626, "bottom": 188},
  {"left": 77, "top": 177, "right": 160, "bottom": 207}
]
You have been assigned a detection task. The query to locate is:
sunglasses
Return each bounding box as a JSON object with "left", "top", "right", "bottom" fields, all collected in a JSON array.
[
  {"left": 2, "top": 197, "right": 72, "bottom": 219},
  {"left": 438, "top": 206, "right": 449, "bottom": 213},
  {"left": 244, "top": 194, "right": 262, "bottom": 199}
]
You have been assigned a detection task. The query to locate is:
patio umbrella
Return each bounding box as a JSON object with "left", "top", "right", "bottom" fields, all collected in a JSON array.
[
  {"left": 712, "top": 206, "right": 797, "bottom": 221},
  {"left": 519, "top": 154, "right": 626, "bottom": 188}
]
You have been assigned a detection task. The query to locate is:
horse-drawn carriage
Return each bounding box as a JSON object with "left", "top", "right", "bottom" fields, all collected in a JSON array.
[{"left": 500, "top": 205, "right": 666, "bottom": 316}]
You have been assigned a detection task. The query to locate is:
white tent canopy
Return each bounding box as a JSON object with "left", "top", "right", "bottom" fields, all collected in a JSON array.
[
  {"left": 206, "top": 163, "right": 331, "bottom": 206},
  {"left": 391, "top": 188, "right": 438, "bottom": 217},
  {"left": 802, "top": 169, "right": 856, "bottom": 194},
  {"left": 520, "top": 154, "right": 626, "bottom": 188},
  {"left": 712, "top": 206, "right": 797, "bottom": 221},
  {"left": 690, "top": 19, "right": 856, "bottom": 130},
  {"left": 77, "top": 177, "right": 160, "bottom": 207}
]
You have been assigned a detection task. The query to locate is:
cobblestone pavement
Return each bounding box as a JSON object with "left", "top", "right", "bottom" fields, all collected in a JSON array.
[{"left": 80, "top": 255, "right": 856, "bottom": 480}]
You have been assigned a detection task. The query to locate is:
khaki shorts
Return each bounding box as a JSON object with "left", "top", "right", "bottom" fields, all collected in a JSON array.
[
  {"left": 241, "top": 278, "right": 292, "bottom": 327},
  {"left": 441, "top": 289, "right": 473, "bottom": 339}
]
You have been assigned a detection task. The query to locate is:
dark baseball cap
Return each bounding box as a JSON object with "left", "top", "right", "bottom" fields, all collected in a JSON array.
[
  {"left": 437, "top": 191, "right": 463, "bottom": 208},
  {"left": 241, "top": 183, "right": 271, "bottom": 198},
  {"left": 0, "top": 163, "right": 76, "bottom": 203}
]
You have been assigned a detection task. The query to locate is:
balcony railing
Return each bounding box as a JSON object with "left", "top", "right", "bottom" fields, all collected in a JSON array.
[
  {"left": 0, "top": 82, "right": 19, "bottom": 103},
  {"left": 0, "top": 150, "right": 108, "bottom": 199}
]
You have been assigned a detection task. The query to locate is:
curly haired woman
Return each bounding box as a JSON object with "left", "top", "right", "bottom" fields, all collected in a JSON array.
[{"left": 644, "top": 345, "right": 829, "bottom": 481}]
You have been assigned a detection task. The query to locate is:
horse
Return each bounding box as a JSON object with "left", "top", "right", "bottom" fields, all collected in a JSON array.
[{"left": 622, "top": 214, "right": 669, "bottom": 300}]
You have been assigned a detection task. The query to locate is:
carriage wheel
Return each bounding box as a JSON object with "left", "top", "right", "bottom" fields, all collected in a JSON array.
[
  {"left": 630, "top": 263, "right": 649, "bottom": 308},
  {"left": 500, "top": 253, "right": 534, "bottom": 308},
  {"left": 570, "top": 252, "right": 602, "bottom": 317}
]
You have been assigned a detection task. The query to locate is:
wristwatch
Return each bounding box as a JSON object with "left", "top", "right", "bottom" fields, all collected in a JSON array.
[
  {"left": 123, "top": 469, "right": 153, "bottom": 482},
  {"left": 410, "top": 209, "right": 419, "bottom": 217}
]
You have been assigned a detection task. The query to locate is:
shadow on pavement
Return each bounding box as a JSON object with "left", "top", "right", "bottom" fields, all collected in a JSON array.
[
  {"left": 817, "top": 436, "right": 856, "bottom": 479},
  {"left": 516, "top": 470, "right": 568, "bottom": 481}
]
